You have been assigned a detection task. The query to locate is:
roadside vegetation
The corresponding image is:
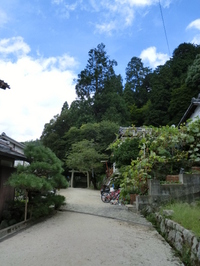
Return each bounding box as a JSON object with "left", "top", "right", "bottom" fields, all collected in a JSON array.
[
  {"left": 0, "top": 143, "right": 68, "bottom": 229},
  {"left": 109, "top": 118, "right": 200, "bottom": 199},
  {"left": 159, "top": 201, "right": 200, "bottom": 238}
]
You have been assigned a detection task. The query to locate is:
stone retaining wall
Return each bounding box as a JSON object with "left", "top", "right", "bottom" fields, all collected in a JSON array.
[{"left": 155, "top": 213, "right": 200, "bottom": 265}]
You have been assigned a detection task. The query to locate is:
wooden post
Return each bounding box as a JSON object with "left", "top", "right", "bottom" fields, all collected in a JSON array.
[{"left": 24, "top": 190, "right": 28, "bottom": 222}]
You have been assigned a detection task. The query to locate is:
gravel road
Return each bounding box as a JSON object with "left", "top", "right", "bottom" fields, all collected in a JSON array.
[{"left": 0, "top": 188, "right": 183, "bottom": 266}]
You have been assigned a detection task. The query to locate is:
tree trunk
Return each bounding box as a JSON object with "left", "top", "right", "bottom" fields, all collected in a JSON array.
[{"left": 91, "top": 176, "right": 97, "bottom": 190}]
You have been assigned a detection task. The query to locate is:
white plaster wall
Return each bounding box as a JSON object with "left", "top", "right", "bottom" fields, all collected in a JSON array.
[{"left": 190, "top": 105, "right": 200, "bottom": 121}]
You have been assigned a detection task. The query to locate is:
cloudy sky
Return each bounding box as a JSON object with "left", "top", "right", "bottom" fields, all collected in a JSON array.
[{"left": 0, "top": 0, "right": 199, "bottom": 142}]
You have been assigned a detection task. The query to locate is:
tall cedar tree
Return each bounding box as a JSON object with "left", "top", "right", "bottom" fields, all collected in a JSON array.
[{"left": 75, "top": 43, "right": 129, "bottom": 124}]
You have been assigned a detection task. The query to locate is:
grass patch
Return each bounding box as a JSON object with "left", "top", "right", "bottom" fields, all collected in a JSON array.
[{"left": 160, "top": 201, "right": 200, "bottom": 237}]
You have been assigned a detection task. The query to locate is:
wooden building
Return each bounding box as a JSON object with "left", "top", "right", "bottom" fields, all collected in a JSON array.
[{"left": 0, "top": 133, "right": 27, "bottom": 220}]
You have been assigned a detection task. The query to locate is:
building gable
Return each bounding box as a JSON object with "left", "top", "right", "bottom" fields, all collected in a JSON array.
[{"left": 178, "top": 94, "right": 200, "bottom": 127}]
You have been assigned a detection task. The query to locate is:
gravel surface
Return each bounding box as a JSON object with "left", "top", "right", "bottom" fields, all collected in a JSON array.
[
  {"left": 0, "top": 188, "right": 183, "bottom": 266},
  {"left": 61, "top": 188, "right": 151, "bottom": 226}
]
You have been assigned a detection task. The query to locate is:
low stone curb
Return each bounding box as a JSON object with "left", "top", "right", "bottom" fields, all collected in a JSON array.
[
  {"left": 155, "top": 213, "right": 200, "bottom": 264},
  {"left": 0, "top": 211, "right": 58, "bottom": 242},
  {"left": 0, "top": 220, "right": 32, "bottom": 242}
]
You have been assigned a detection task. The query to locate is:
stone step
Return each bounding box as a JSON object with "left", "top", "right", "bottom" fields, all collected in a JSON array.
[{"left": 125, "top": 204, "right": 137, "bottom": 212}]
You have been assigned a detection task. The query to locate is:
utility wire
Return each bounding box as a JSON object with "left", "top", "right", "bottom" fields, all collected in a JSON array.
[{"left": 159, "top": 0, "right": 171, "bottom": 56}]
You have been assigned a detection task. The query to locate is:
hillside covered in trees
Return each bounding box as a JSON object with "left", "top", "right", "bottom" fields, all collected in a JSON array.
[{"left": 40, "top": 42, "right": 200, "bottom": 186}]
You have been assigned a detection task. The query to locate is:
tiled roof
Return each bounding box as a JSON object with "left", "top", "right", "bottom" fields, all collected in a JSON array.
[
  {"left": 0, "top": 132, "right": 25, "bottom": 149},
  {"left": 119, "top": 126, "right": 145, "bottom": 137},
  {"left": 0, "top": 140, "right": 27, "bottom": 161}
]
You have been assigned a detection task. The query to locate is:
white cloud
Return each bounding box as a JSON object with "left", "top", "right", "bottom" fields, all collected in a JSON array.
[
  {"left": 191, "top": 35, "right": 200, "bottom": 45},
  {"left": 186, "top": 18, "right": 200, "bottom": 31},
  {"left": 65, "top": 3, "right": 78, "bottom": 12},
  {"left": 94, "top": 0, "right": 172, "bottom": 34},
  {"left": 51, "top": 0, "right": 172, "bottom": 34},
  {"left": 95, "top": 21, "right": 117, "bottom": 35},
  {"left": 124, "top": 0, "right": 158, "bottom": 7},
  {"left": 186, "top": 19, "right": 200, "bottom": 45},
  {"left": 51, "top": 0, "right": 64, "bottom": 4},
  {"left": 0, "top": 37, "right": 30, "bottom": 57},
  {"left": 89, "top": 0, "right": 100, "bottom": 11},
  {"left": 0, "top": 37, "right": 78, "bottom": 142},
  {"left": 94, "top": 1, "right": 135, "bottom": 34},
  {"left": 140, "top": 46, "right": 169, "bottom": 68},
  {"left": 159, "top": 0, "right": 173, "bottom": 8},
  {"left": 0, "top": 8, "right": 8, "bottom": 27},
  {"left": 52, "top": 0, "right": 81, "bottom": 19}
]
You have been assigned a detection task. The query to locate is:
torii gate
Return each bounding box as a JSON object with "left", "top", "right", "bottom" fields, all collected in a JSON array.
[{"left": 69, "top": 170, "right": 90, "bottom": 188}]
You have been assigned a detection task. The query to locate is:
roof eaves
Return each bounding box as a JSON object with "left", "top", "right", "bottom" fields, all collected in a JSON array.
[
  {"left": 0, "top": 132, "right": 25, "bottom": 149},
  {"left": 0, "top": 143, "right": 28, "bottom": 161},
  {"left": 178, "top": 101, "right": 200, "bottom": 127}
]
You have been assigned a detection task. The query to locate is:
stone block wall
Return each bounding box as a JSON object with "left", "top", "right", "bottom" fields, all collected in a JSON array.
[
  {"left": 136, "top": 174, "right": 200, "bottom": 264},
  {"left": 136, "top": 174, "right": 200, "bottom": 211},
  {"left": 155, "top": 213, "right": 200, "bottom": 265}
]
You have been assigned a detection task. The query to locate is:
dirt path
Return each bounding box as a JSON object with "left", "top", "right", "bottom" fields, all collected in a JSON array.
[
  {"left": 0, "top": 188, "right": 182, "bottom": 266},
  {"left": 60, "top": 188, "right": 151, "bottom": 225}
]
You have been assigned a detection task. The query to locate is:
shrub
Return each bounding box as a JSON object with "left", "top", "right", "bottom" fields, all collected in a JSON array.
[{"left": 52, "top": 195, "right": 66, "bottom": 210}]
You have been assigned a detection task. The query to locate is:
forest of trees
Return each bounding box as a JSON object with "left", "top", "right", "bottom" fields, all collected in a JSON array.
[{"left": 40, "top": 42, "right": 200, "bottom": 187}]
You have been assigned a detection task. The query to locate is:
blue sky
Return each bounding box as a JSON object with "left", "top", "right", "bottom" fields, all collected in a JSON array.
[{"left": 0, "top": 0, "right": 200, "bottom": 142}]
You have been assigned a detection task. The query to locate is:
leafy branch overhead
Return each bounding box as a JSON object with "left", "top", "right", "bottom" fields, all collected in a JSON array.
[{"left": 0, "top": 79, "right": 10, "bottom": 90}]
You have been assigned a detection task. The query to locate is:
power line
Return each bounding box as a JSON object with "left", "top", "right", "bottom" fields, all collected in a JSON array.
[{"left": 159, "top": 0, "right": 171, "bottom": 56}]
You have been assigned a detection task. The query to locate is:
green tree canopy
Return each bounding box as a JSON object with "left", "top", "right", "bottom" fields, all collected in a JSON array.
[
  {"left": 125, "top": 56, "right": 152, "bottom": 108},
  {"left": 9, "top": 144, "right": 67, "bottom": 191},
  {"left": 186, "top": 54, "right": 200, "bottom": 95},
  {"left": 66, "top": 140, "right": 102, "bottom": 172},
  {"left": 8, "top": 144, "right": 68, "bottom": 219},
  {"left": 109, "top": 137, "right": 140, "bottom": 168},
  {"left": 40, "top": 41, "right": 200, "bottom": 192},
  {"left": 65, "top": 139, "right": 104, "bottom": 189},
  {"left": 75, "top": 43, "right": 117, "bottom": 100}
]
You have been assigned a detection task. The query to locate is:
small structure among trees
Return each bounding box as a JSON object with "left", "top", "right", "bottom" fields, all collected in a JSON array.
[{"left": 69, "top": 170, "right": 89, "bottom": 188}]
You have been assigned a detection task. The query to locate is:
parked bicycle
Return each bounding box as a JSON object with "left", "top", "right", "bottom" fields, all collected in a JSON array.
[
  {"left": 101, "top": 188, "right": 120, "bottom": 204},
  {"left": 100, "top": 184, "right": 110, "bottom": 195}
]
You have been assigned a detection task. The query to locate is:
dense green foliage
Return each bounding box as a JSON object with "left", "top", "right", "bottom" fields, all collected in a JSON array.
[
  {"left": 115, "top": 119, "right": 200, "bottom": 197},
  {"left": 109, "top": 137, "right": 140, "bottom": 168},
  {"left": 183, "top": 118, "right": 200, "bottom": 164},
  {"left": 7, "top": 144, "right": 68, "bottom": 220},
  {"left": 64, "top": 121, "right": 119, "bottom": 188},
  {"left": 40, "top": 41, "right": 200, "bottom": 188},
  {"left": 66, "top": 139, "right": 103, "bottom": 189}
]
